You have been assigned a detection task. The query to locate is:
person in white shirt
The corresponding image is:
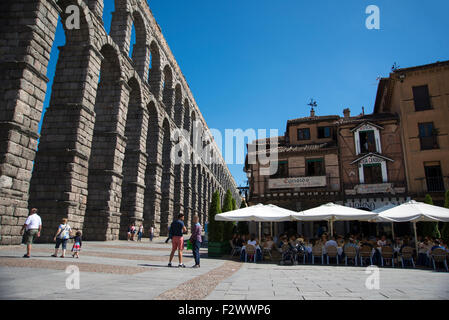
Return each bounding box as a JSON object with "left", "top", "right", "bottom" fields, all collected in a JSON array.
[
  {"left": 149, "top": 225, "right": 154, "bottom": 242},
  {"left": 20, "top": 208, "right": 42, "bottom": 258}
]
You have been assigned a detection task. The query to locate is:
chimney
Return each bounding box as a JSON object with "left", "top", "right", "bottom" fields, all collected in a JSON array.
[
  {"left": 310, "top": 108, "right": 315, "bottom": 117},
  {"left": 343, "top": 108, "right": 350, "bottom": 118}
]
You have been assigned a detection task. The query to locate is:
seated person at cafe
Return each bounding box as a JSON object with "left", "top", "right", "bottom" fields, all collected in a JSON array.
[
  {"left": 235, "top": 234, "right": 244, "bottom": 248},
  {"left": 377, "top": 235, "right": 387, "bottom": 247},
  {"left": 278, "top": 235, "right": 288, "bottom": 249},
  {"left": 431, "top": 240, "right": 445, "bottom": 251},
  {"left": 288, "top": 235, "right": 297, "bottom": 247},
  {"left": 240, "top": 234, "right": 263, "bottom": 261},
  {"left": 417, "top": 237, "right": 432, "bottom": 266},
  {"left": 262, "top": 236, "right": 275, "bottom": 251},
  {"left": 325, "top": 236, "right": 338, "bottom": 249}
]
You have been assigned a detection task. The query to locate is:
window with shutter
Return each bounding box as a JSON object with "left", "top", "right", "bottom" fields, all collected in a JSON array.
[{"left": 413, "top": 85, "right": 432, "bottom": 111}]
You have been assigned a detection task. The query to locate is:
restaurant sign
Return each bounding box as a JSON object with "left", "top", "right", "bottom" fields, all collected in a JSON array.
[
  {"left": 268, "top": 176, "right": 326, "bottom": 189},
  {"left": 359, "top": 156, "right": 384, "bottom": 165},
  {"left": 345, "top": 183, "right": 394, "bottom": 195}
]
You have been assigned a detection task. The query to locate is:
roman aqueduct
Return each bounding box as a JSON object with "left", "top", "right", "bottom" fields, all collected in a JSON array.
[{"left": 0, "top": 0, "right": 240, "bottom": 244}]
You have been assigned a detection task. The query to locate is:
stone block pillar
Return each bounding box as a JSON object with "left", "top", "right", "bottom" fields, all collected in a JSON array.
[
  {"left": 143, "top": 163, "right": 163, "bottom": 236},
  {"left": 0, "top": 0, "right": 59, "bottom": 244}
]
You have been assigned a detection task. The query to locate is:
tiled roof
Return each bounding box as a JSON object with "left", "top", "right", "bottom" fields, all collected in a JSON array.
[
  {"left": 251, "top": 136, "right": 286, "bottom": 144},
  {"left": 247, "top": 142, "right": 336, "bottom": 156},
  {"left": 287, "top": 115, "right": 340, "bottom": 125},
  {"left": 335, "top": 112, "right": 398, "bottom": 125}
]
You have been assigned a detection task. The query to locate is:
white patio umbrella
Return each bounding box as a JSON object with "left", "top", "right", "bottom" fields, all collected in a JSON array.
[
  {"left": 373, "top": 200, "right": 449, "bottom": 223},
  {"left": 214, "top": 203, "right": 264, "bottom": 222},
  {"left": 292, "top": 203, "right": 379, "bottom": 237},
  {"left": 215, "top": 203, "right": 294, "bottom": 240},
  {"left": 373, "top": 203, "right": 398, "bottom": 239},
  {"left": 373, "top": 200, "right": 449, "bottom": 254},
  {"left": 214, "top": 203, "right": 293, "bottom": 222}
]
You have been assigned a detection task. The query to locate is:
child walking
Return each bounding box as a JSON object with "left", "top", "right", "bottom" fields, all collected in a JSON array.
[{"left": 71, "top": 231, "right": 82, "bottom": 258}]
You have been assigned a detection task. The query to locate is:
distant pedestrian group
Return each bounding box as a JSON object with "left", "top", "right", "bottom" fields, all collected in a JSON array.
[
  {"left": 167, "top": 214, "right": 202, "bottom": 268},
  {"left": 20, "top": 207, "right": 202, "bottom": 269}
]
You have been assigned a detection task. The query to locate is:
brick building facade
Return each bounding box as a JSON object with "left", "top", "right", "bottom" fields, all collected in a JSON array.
[
  {"left": 244, "top": 60, "right": 449, "bottom": 237},
  {"left": 374, "top": 61, "right": 449, "bottom": 205}
]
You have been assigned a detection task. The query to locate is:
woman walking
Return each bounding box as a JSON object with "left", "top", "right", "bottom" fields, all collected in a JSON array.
[
  {"left": 137, "top": 224, "right": 144, "bottom": 242},
  {"left": 51, "top": 218, "right": 72, "bottom": 258},
  {"left": 190, "top": 215, "right": 202, "bottom": 268},
  {"left": 149, "top": 225, "right": 154, "bottom": 242}
]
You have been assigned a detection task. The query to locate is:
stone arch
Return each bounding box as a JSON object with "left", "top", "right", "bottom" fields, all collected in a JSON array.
[
  {"left": 160, "top": 118, "right": 174, "bottom": 235},
  {"left": 28, "top": 0, "right": 99, "bottom": 242},
  {"left": 143, "top": 100, "right": 162, "bottom": 234},
  {"left": 204, "top": 171, "right": 211, "bottom": 223},
  {"left": 130, "top": 10, "right": 149, "bottom": 79},
  {"left": 83, "top": 43, "right": 127, "bottom": 241},
  {"left": 119, "top": 77, "right": 147, "bottom": 238},
  {"left": 182, "top": 152, "right": 193, "bottom": 230},
  {"left": 191, "top": 163, "right": 199, "bottom": 219},
  {"left": 162, "top": 64, "right": 174, "bottom": 117},
  {"left": 174, "top": 84, "right": 183, "bottom": 127},
  {"left": 190, "top": 111, "right": 197, "bottom": 147},
  {"left": 148, "top": 40, "right": 162, "bottom": 98},
  {"left": 197, "top": 166, "right": 205, "bottom": 224},
  {"left": 109, "top": 0, "right": 141, "bottom": 57},
  {"left": 183, "top": 99, "right": 191, "bottom": 139}
]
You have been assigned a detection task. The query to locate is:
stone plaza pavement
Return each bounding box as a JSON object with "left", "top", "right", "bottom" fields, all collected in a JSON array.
[{"left": 1, "top": 239, "right": 448, "bottom": 300}]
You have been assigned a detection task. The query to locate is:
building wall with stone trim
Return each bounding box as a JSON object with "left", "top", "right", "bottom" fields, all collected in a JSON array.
[{"left": 0, "top": 0, "right": 240, "bottom": 244}]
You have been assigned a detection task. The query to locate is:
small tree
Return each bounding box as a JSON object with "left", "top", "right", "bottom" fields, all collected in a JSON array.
[
  {"left": 422, "top": 194, "right": 441, "bottom": 238},
  {"left": 232, "top": 198, "right": 237, "bottom": 211},
  {"left": 240, "top": 199, "right": 247, "bottom": 208},
  {"left": 222, "top": 189, "right": 235, "bottom": 241},
  {"left": 208, "top": 191, "right": 223, "bottom": 242},
  {"left": 441, "top": 191, "right": 449, "bottom": 244}
]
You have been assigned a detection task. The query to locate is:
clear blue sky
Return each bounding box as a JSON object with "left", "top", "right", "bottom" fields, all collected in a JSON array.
[{"left": 41, "top": 0, "right": 449, "bottom": 189}]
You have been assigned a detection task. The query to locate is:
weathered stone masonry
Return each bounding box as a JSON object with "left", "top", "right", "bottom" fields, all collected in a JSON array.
[{"left": 0, "top": 0, "right": 240, "bottom": 244}]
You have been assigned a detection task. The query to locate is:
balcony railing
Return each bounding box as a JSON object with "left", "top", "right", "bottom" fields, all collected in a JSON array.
[
  {"left": 426, "top": 176, "right": 445, "bottom": 192},
  {"left": 360, "top": 143, "right": 378, "bottom": 154},
  {"left": 420, "top": 135, "right": 439, "bottom": 150}
]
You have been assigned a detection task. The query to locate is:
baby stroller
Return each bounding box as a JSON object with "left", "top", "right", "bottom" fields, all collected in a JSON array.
[
  {"left": 279, "top": 243, "right": 303, "bottom": 265},
  {"left": 294, "top": 242, "right": 307, "bottom": 264}
]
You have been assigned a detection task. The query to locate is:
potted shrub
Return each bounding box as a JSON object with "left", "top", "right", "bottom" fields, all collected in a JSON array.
[
  {"left": 207, "top": 191, "right": 226, "bottom": 257},
  {"left": 222, "top": 190, "right": 236, "bottom": 246}
]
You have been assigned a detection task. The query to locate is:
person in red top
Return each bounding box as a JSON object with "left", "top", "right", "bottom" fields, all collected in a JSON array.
[{"left": 189, "top": 215, "right": 203, "bottom": 268}]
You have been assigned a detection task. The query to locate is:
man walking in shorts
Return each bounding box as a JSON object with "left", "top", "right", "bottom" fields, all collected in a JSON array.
[
  {"left": 20, "top": 208, "right": 42, "bottom": 258},
  {"left": 168, "top": 214, "right": 187, "bottom": 268}
]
